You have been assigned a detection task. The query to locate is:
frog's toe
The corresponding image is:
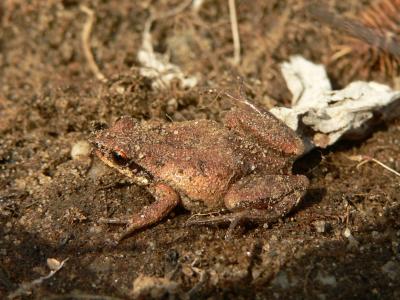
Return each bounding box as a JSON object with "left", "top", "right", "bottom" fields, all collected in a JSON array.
[
  {"left": 185, "top": 211, "right": 233, "bottom": 226},
  {"left": 186, "top": 209, "right": 282, "bottom": 239},
  {"left": 185, "top": 211, "right": 247, "bottom": 240}
]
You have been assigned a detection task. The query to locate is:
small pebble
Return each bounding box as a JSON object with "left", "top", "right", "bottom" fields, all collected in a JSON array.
[
  {"left": 89, "top": 225, "right": 103, "bottom": 234},
  {"left": 47, "top": 258, "right": 61, "bottom": 271},
  {"left": 371, "top": 231, "right": 380, "bottom": 239},
  {"left": 313, "top": 220, "right": 327, "bottom": 233},
  {"left": 116, "top": 85, "right": 125, "bottom": 94},
  {"left": 343, "top": 228, "right": 351, "bottom": 238},
  {"left": 316, "top": 271, "right": 337, "bottom": 287},
  {"left": 343, "top": 228, "right": 359, "bottom": 248},
  {"left": 71, "top": 140, "right": 91, "bottom": 159}
]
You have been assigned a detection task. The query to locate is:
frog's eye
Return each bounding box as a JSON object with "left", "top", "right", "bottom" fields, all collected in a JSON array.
[{"left": 111, "top": 149, "right": 129, "bottom": 165}]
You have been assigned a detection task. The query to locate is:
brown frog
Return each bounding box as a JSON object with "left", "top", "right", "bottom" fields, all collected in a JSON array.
[{"left": 92, "top": 100, "right": 309, "bottom": 241}]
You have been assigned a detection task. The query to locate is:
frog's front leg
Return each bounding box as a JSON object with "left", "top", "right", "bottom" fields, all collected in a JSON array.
[
  {"left": 186, "top": 174, "right": 308, "bottom": 238},
  {"left": 100, "top": 182, "right": 180, "bottom": 241}
]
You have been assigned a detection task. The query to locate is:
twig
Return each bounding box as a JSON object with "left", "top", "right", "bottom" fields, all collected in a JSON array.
[
  {"left": 348, "top": 155, "right": 400, "bottom": 177},
  {"left": 80, "top": 5, "right": 107, "bottom": 83},
  {"left": 46, "top": 291, "right": 123, "bottom": 300},
  {"left": 345, "top": 204, "right": 350, "bottom": 226},
  {"left": 228, "top": 0, "right": 241, "bottom": 65},
  {"left": 8, "top": 258, "right": 69, "bottom": 299}
]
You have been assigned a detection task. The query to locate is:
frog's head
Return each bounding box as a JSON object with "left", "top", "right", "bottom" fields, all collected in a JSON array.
[{"left": 91, "top": 116, "right": 152, "bottom": 186}]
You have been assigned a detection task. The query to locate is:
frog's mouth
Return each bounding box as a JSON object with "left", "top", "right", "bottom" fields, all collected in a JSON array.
[{"left": 94, "top": 148, "right": 152, "bottom": 186}]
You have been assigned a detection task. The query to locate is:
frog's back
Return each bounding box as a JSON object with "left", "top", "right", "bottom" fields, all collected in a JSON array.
[{"left": 139, "top": 120, "right": 246, "bottom": 209}]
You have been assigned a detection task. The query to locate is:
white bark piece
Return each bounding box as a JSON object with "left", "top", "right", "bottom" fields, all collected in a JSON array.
[
  {"left": 271, "top": 56, "right": 400, "bottom": 151},
  {"left": 138, "top": 19, "right": 198, "bottom": 90},
  {"left": 280, "top": 55, "right": 332, "bottom": 106}
]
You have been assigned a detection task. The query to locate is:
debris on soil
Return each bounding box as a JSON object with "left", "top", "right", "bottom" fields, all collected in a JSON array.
[{"left": 271, "top": 56, "right": 400, "bottom": 151}]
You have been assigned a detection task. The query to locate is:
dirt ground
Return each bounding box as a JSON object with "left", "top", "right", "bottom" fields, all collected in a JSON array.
[{"left": 1, "top": 0, "right": 400, "bottom": 299}]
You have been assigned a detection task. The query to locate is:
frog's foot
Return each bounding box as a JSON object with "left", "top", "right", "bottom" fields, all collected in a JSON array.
[
  {"left": 186, "top": 209, "right": 278, "bottom": 240},
  {"left": 186, "top": 210, "right": 229, "bottom": 225},
  {"left": 98, "top": 183, "right": 180, "bottom": 242}
]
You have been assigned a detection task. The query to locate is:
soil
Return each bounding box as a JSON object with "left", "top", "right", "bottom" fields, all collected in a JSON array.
[{"left": 1, "top": 1, "right": 399, "bottom": 299}]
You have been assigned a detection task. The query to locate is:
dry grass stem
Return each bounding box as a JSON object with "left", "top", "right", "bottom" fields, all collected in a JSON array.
[
  {"left": 348, "top": 154, "right": 400, "bottom": 177},
  {"left": 80, "top": 5, "right": 107, "bottom": 83},
  {"left": 228, "top": 0, "right": 241, "bottom": 65}
]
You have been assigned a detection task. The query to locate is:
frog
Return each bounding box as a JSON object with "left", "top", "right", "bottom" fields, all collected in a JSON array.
[{"left": 92, "top": 99, "right": 309, "bottom": 241}]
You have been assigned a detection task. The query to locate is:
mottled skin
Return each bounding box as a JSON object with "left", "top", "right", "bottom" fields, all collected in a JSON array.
[{"left": 92, "top": 103, "right": 309, "bottom": 240}]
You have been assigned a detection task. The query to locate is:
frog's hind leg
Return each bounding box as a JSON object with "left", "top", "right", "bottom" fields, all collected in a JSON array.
[
  {"left": 99, "top": 183, "right": 180, "bottom": 242},
  {"left": 187, "top": 174, "right": 309, "bottom": 239}
]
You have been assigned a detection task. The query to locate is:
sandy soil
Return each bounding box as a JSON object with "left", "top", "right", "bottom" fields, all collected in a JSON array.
[{"left": 1, "top": 1, "right": 399, "bottom": 299}]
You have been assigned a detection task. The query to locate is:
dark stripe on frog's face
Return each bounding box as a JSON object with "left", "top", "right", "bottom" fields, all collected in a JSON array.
[{"left": 94, "top": 146, "right": 153, "bottom": 186}]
